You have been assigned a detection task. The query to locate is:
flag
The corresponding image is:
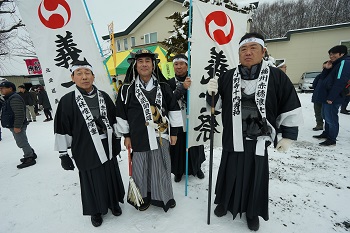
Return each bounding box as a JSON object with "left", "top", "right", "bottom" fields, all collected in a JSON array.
[
  {"left": 15, "top": 0, "right": 113, "bottom": 112},
  {"left": 108, "top": 21, "right": 117, "bottom": 73},
  {"left": 188, "top": 0, "right": 249, "bottom": 147},
  {"left": 24, "top": 58, "right": 42, "bottom": 75},
  {"left": 160, "top": 62, "right": 175, "bottom": 80}
]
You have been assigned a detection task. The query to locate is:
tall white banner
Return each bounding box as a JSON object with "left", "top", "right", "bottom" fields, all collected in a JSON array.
[
  {"left": 189, "top": 0, "right": 249, "bottom": 147},
  {"left": 15, "top": 0, "right": 113, "bottom": 111}
]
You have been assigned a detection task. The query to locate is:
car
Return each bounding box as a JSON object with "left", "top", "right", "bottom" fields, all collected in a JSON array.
[{"left": 298, "top": 71, "right": 321, "bottom": 93}]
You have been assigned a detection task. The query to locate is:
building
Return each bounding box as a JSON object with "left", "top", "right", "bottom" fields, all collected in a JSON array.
[
  {"left": 102, "top": 0, "right": 185, "bottom": 51},
  {"left": 266, "top": 22, "right": 350, "bottom": 84}
]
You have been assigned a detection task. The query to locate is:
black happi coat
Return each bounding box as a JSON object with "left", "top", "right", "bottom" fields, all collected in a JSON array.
[
  {"left": 54, "top": 89, "right": 120, "bottom": 171},
  {"left": 216, "top": 65, "right": 300, "bottom": 151},
  {"left": 116, "top": 81, "right": 180, "bottom": 152}
]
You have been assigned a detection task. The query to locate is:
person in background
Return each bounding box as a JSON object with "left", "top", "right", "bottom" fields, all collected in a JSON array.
[
  {"left": 207, "top": 32, "right": 302, "bottom": 231},
  {"left": 313, "top": 45, "right": 350, "bottom": 146},
  {"left": 0, "top": 81, "right": 37, "bottom": 168},
  {"left": 29, "top": 86, "right": 40, "bottom": 116},
  {"left": 115, "top": 49, "right": 183, "bottom": 212},
  {"left": 167, "top": 54, "right": 206, "bottom": 182},
  {"left": 54, "top": 60, "right": 125, "bottom": 227},
  {"left": 37, "top": 86, "right": 53, "bottom": 122},
  {"left": 18, "top": 85, "right": 36, "bottom": 122},
  {"left": 340, "top": 79, "right": 350, "bottom": 114}
]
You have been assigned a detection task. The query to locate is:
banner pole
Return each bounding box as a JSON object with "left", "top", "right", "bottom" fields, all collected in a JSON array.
[
  {"left": 185, "top": 0, "right": 193, "bottom": 197},
  {"left": 82, "top": 0, "right": 111, "bottom": 82}
]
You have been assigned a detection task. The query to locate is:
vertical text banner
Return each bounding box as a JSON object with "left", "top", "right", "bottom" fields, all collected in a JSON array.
[
  {"left": 15, "top": 0, "right": 113, "bottom": 112},
  {"left": 189, "top": 0, "right": 249, "bottom": 147}
]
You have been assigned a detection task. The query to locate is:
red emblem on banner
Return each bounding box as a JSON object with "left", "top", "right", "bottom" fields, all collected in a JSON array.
[
  {"left": 24, "top": 58, "right": 42, "bottom": 75},
  {"left": 205, "top": 11, "right": 234, "bottom": 45},
  {"left": 38, "top": 0, "right": 71, "bottom": 29}
]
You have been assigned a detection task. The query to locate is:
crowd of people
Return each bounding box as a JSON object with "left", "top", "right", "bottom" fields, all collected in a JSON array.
[{"left": 1, "top": 32, "right": 349, "bottom": 231}]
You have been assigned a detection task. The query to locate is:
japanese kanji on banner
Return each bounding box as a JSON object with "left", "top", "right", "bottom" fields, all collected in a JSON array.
[
  {"left": 15, "top": 0, "right": 113, "bottom": 112},
  {"left": 189, "top": 0, "right": 250, "bottom": 147},
  {"left": 24, "top": 58, "right": 42, "bottom": 75}
]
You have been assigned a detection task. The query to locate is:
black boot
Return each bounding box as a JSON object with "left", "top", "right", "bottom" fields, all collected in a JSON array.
[
  {"left": 214, "top": 204, "right": 227, "bottom": 217},
  {"left": 197, "top": 169, "right": 205, "bottom": 179},
  {"left": 247, "top": 216, "right": 260, "bottom": 231},
  {"left": 111, "top": 205, "right": 122, "bottom": 216},
  {"left": 91, "top": 213, "right": 103, "bottom": 227},
  {"left": 20, "top": 149, "right": 37, "bottom": 162},
  {"left": 17, "top": 157, "right": 36, "bottom": 169},
  {"left": 174, "top": 174, "right": 182, "bottom": 182}
]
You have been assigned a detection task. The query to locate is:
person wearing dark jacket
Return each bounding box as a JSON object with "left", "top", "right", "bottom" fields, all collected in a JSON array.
[
  {"left": 167, "top": 54, "right": 206, "bottom": 182},
  {"left": 0, "top": 81, "right": 37, "bottom": 168},
  {"left": 18, "top": 85, "right": 36, "bottom": 122},
  {"left": 54, "top": 60, "right": 125, "bottom": 227},
  {"left": 37, "top": 86, "right": 53, "bottom": 122},
  {"left": 207, "top": 32, "right": 302, "bottom": 231},
  {"left": 312, "top": 45, "right": 350, "bottom": 146}
]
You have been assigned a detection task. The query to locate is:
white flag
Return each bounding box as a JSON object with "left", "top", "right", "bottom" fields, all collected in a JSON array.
[
  {"left": 15, "top": 0, "right": 113, "bottom": 112},
  {"left": 189, "top": 0, "right": 249, "bottom": 147}
]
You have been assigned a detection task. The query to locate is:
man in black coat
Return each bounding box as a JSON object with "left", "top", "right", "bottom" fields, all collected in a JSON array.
[
  {"left": 0, "top": 81, "right": 37, "bottom": 168},
  {"left": 18, "top": 85, "right": 36, "bottom": 122}
]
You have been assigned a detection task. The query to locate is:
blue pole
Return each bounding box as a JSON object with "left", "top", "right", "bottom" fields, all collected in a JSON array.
[
  {"left": 82, "top": 0, "right": 112, "bottom": 82},
  {"left": 185, "top": 0, "right": 193, "bottom": 197}
]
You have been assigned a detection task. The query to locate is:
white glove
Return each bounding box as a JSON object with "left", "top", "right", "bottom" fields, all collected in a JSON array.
[
  {"left": 207, "top": 78, "right": 218, "bottom": 96},
  {"left": 276, "top": 138, "right": 293, "bottom": 152}
]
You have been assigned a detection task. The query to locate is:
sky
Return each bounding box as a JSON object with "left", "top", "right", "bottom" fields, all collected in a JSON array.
[{"left": 1, "top": 93, "right": 350, "bottom": 233}]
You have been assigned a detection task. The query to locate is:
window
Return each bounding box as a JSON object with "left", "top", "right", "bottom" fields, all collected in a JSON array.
[
  {"left": 144, "top": 32, "right": 157, "bottom": 44},
  {"left": 340, "top": 41, "right": 350, "bottom": 54},
  {"left": 116, "top": 40, "right": 121, "bottom": 51},
  {"left": 124, "top": 38, "right": 128, "bottom": 50},
  {"left": 131, "top": 37, "right": 136, "bottom": 48}
]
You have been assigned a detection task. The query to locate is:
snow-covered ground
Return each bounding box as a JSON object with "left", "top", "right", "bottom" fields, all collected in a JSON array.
[{"left": 0, "top": 93, "right": 349, "bottom": 233}]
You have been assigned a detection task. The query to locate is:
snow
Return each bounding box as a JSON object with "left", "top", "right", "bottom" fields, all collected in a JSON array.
[{"left": 0, "top": 93, "right": 350, "bottom": 233}]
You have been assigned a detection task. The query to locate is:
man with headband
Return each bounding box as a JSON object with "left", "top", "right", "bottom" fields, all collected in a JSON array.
[
  {"left": 54, "top": 60, "right": 125, "bottom": 227},
  {"left": 207, "top": 32, "right": 302, "bottom": 231},
  {"left": 167, "top": 54, "right": 206, "bottom": 182}
]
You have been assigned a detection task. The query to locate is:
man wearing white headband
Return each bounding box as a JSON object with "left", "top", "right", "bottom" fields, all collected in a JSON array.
[
  {"left": 168, "top": 54, "right": 206, "bottom": 183},
  {"left": 54, "top": 59, "right": 125, "bottom": 227},
  {"left": 207, "top": 32, "right": 302, "bottom": 231}
]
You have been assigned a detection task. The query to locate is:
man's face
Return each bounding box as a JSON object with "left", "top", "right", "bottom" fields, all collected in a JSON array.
[
  {"left": 19, "top": 87, "right": 25, "bottom": 93},
  {"left": 174, "top": 61, "right": 188, "bottom": 77},
  {"left": 329, "top": 52, "right": 344, "bottom": 62},
  {"left": 71, "top": 68, "right": 95, "bottom": 92},
  {"left": 239, "top": 41, "right": 266, "bottom": 69},
  {"left": 136, "top": 57, "right": 153, "bottom": 80},
  {"left": 0, "top": 87, "right": 13, "bottom": 96}
]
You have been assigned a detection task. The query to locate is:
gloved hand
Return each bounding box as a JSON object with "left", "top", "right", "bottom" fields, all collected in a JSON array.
[
  {"left": 207, "top": 78, "right": 218, "bottom": 96},
  {"left": 276, "top": 138, "right": 293, "bottom": 152},
  {"left": 59, "top": 154, "right": 75, "bottom": 170}
]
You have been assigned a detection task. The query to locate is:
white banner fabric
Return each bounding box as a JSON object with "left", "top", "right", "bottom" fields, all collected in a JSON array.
[
  {"left": 189, "top": 0, "right": 249, "bottom": 147},
  {"left": 15, "top": 0, "right": 113, "bottom": 112}
]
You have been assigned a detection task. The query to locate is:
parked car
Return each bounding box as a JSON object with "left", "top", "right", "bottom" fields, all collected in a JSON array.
[{"left": 298, "top": 71, "right": 321, "bottom": 92}]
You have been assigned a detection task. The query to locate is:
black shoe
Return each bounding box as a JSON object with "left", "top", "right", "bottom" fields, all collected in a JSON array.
[
  {"left": 20, "top": 149, "right": 37, "bottom": 162},
  {"left": 138, "top": 200, "right": 151, "bottom": 211},
  {"left": 340, "top": 110, "right": 350, "bottom": 115},
  {"left": 197, "top": 169, "right": 205, "bottom": 179},
  {"left": 169, "top": 199, "right": 176, "bottom": 208},
  {"left": 214, "top": 204, "right": 227, "bottom": 217},
  {"left": 313, "top": 133, "right": 327, "bottom": 139},
  {"left": 247, "top": 216, "right": 260, "bottom": 231},
  {"left": 319, "top": 139, "right": 336, "bottom": 146},
  {"left": 17, "top": 157, "right": 36, "bottom": 169},
  {"left": 33, "top": 120, "right": 37, "bottom": 122},
  {"left": 28, "top": 120, "right": 32, "bottom": 122},
  {"left": 312, "top": 125, "right": 323, "bottom": 131},
  {"left": 91, "top": 213, "right": 103, "bottom": 227},
  {"left": 174, "top": 175, "right": 182, "bottom": 183},
  {"left": 111, "top": 205, "right": 122, "bottom": 216}
]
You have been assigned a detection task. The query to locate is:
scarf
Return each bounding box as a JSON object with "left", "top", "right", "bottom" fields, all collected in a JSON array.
[
  {"left": 231, "top": 60, "right": 276, "bottom": 155},
  {"left": 75, "top": 88, "right": 113, "bottom": 163}
]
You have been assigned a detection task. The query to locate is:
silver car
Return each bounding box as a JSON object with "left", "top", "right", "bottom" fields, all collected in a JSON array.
[{"left": 298, "top": 71, "right": 321, "bottom": 93}]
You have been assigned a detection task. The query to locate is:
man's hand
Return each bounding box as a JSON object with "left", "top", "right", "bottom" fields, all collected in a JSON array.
[
  {"left": 14, "top": 127, "right": 21, "bottom": 133},
  {"left": 183, "top": 77, "right": 191, "bottom": 89},
  {"left": 323, "top": 60, "right": 333, "bottom": 69},
  {"left": 207, "top": 78, "right": 218, "bottom": 96},
  {"left": 170, "top": 136, "right": 177, "bottom": 145},
  {"left": 124, "top": 137, "right": 132, "bottom": 150},
  {"left": 276, "top": 138, "right": 293, "bottom": 152},
  {"left": 326, "top": 100, "right": 333, "bottom": 104}
]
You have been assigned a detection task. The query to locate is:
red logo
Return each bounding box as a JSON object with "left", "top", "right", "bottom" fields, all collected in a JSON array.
[
  {"left": 205, "top": 11, "right": 234, "bottom": 45},
  {"left": 38, "top": 0, "right": 71, "bottom": 29}
]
